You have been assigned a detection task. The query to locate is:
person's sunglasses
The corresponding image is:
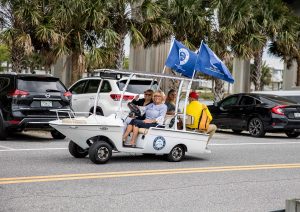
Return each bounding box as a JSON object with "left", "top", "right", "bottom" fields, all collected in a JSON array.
[
  {"left": 154, "top": 95, "right": 162, "bottom": 98},
  {"left": 144, "top": 93, "right": 152, "bottom": 96}
]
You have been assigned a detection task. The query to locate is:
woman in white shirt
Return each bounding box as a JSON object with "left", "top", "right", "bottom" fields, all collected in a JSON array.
[{"left": 122, "top": 90, "right": 167, "bottom": 147}]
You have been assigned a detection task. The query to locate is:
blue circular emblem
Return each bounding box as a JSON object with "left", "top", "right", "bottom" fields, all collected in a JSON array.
[
  {"left": 179, "top": 48, "right": 190, "bottom": 65},
  {"left": 153, "top": 136, "right": 166, "bottom": 150}
]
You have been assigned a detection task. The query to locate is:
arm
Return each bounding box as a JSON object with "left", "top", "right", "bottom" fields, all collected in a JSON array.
[
  {"left": 143, "top": 104, "right": 167, "bottom": 125},
  {"left": 155, "top": 104, "right": 167, "bottom": 125},
  {"left": 204, "top": 104, "right": 213, "bottom": 121}
]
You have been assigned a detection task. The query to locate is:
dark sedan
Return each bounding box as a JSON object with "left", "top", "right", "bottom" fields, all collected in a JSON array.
[{"left": 208, "top": 93, "right": 300, "bottom": 137}]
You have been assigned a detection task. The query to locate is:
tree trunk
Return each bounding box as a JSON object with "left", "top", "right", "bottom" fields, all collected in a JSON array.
[
  {"left": 252, "top": 48, "right": 264, "bottom": 91},
  {"left": 11, "top": 40, "right": 24, "bottom": 73},
  {"left": 115, "top": 33, "right": 126, "bottom": 70},
  {"left": 296, "top": 56, "right": 300, "bottom": 87},
  {"left": 71, "top": 51, "right": 85, "bottom": 85},
  {"left": 213, "top": 78, "right": 224, "bottom": 102}
]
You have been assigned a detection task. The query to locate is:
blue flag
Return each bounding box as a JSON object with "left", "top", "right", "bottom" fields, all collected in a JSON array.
[
  {"left": 165, "top": 39, "right": 197, "bottom": 78},
  {"left": 195, "top": 42, "right": 234, "bottom": 83}
]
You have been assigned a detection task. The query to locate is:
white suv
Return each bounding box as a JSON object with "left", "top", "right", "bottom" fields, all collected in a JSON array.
[{"left": 69, "top": 73, "right": 158, "bottom": 116}]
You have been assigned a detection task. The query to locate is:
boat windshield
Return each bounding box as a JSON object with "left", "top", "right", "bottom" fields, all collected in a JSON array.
[{"left": 117, "top": 80, "right": 158, "bottom": 94}]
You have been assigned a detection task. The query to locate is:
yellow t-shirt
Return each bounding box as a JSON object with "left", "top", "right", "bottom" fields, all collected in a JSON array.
[{"left": 186, "top": 101, "right": 212, "bottom": 129}]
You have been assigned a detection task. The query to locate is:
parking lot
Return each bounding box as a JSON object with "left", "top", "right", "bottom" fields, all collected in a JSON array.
[{"left": 0, "top": 131, "right": 300, "bottom": 211}]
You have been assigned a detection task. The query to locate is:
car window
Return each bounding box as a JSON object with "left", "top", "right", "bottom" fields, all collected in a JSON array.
[
  {"left": 260, "top": 95, "right": 297, "bottom": 105},
  {"left": 17, "top": 77, "right": 66, "bottom": 92},
  {"left": 220, "top": 96, "right": 238, "bottom": 108},
  {"left": 239, "top": 96, "right": 255, "bottom": 105},
  {"left": 282, "top": 96, "right": 300, "bottom": 104},
  {"left": 0, "top": 77, "right": 11, "bottom": 92},
  {"left": 117, "top": 80, "right": 158, "bottom": 93},
  {"left": 70, "top": 80, "right": 87, "bottom": 94},
  {"left": 85, "top": 80, "right": 111, "bottom": 93}
]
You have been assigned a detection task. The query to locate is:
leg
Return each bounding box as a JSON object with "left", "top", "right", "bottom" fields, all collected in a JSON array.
[
  {"left": 130, "top": 126, "right": 139, "bottom": 146},
  {"left": 206, "top": 124, "right": 217, "bottom": 144},
  {"left": 123, "top": 124, "right": 133, "bottom": 142}
]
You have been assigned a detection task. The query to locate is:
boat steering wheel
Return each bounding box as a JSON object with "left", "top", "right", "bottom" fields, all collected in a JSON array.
[{"left": 127, "top": 102, "right": 142, "bottom": 118}]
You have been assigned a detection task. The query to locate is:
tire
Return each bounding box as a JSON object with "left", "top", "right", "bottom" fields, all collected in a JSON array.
[
  {"left": 88, "top": 141, "right": 112, "bottom": 164},
  {"left": 51, "top": 129, "right": 66, "bottom": 139},
  {"left": 232, "top": 129, "right": 242, "bottom": 134},
  {"left": 248, "top": 117, "right": 265, "bottom": 137},
  {"left": 0, "top": 115, "right": 7, "bottom": 140},
  {"left": 285, "top": 131, "right": 300, "bottom": 138},
  {"left": 68, "top": 140, "right": 88, "bottom": 158},
  {"left": 167, "top": 145, "right": 185, "bottom": 162}
]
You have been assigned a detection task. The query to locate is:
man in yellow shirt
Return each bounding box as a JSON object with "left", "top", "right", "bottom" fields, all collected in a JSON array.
[{"left": 186, "top": 91, "right": 217, "bottom": 143}]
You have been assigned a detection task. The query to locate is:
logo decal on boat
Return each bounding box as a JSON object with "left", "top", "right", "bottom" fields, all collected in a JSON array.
[
  {"left": 99, "top": 127, "right": 108, "bottom": 130},
  {"left": 179, "top": 48, "right": 189, "bottom": 65},
  {"left": 153, "top": 136, "right": 166, "bottom": 150}
]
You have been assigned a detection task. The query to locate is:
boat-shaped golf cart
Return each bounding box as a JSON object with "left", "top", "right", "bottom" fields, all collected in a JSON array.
[{"left": 49, "top": 70, "right": 211, "bottom": 164}]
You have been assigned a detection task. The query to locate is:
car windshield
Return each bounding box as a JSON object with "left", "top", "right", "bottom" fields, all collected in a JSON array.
[
  {"left": 260, "top": 95, "right": 298, "bottom": 105},
  {"left": 18, "top": 77, "right": 66, "bottom": 92},
  {"left": 117, "top": 80, "right": 158, "bottom": 94}
]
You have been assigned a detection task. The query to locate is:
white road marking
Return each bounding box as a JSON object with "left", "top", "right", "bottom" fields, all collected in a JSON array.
[
  {"left": 0, "top": 142, "right": 299, "bottom": 152},
  {"left": 0, "top": 147, "right": 67, "bottom": 152},
  {"left": 0, "top": 145, "right": 15, "bottom": 150},
  {"left": 211, "top": 141, "right": 300, "bottom": 146}
]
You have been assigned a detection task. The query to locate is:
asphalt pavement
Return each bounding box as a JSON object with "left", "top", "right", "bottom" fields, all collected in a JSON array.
[{"left": 0, "top": 130, "right": 300, "bottom": 212}]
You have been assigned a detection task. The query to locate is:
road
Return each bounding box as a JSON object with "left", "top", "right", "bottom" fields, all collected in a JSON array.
[{"left": 0, "top": 130, "right": 300, "bottom": 212}]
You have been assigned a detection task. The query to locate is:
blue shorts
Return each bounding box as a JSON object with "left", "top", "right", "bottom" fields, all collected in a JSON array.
[{"left": 130, "top": 119, "right": 158, "bottom": 129}]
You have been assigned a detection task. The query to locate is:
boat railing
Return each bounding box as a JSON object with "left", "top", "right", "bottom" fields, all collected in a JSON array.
[{"left": 51, "top": 109, "right": 92, "bottom": 121}]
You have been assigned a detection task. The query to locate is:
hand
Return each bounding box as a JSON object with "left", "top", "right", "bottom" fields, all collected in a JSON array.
[
  {"left": 143, "top": 119, "right": 153, "bottom": 123},
  {"left": 134, "top": 95, "right": 139, "bottom": 101}
]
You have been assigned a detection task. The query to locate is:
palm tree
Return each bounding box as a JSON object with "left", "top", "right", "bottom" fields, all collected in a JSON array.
[
  {"left": 205, "top": 0, "right": 256, "bottom": 100},
  {"left": 46, "top": 0, "right": 115, "bottom": 83},
  {"left": 162, "top": 0, "right": 223, "bottom": 99},
  {"left": 269, "top": 14, "right": 300, "bottom": 86},
  {"left": 251, "top": 62, "right": 272, "bottom": 90},
  {"left": 209, "top": 0, "right": 255, "bottom": 100},
  {"left": 0, "top": 0, "right": 41, "bottom": 72},
  {"left": 245, "top": 0, "right": 291, "bottom": 91},
  {"left": 163, "top": 0, "right": 215, "bottom": 49},
  {"left": 104, "top": 0, "right": 172, "bottom": 69}
]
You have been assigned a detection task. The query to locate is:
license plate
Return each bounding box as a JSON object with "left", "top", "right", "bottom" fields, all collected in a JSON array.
[
  {"left": 41, "top": 101, "right": 52, "bottom": 107},
  {"left": 294, "top": 113, "right": 300, "bottom": 118}
]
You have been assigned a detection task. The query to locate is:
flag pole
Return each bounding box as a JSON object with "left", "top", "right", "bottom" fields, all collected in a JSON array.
[
  {"left": 157, "top": 37, "right": 175, "bottom": 90},
  {"left": 182, "top": 40, "right": 203, "bottom": 131},
  {"left": 182, "top": 70, "right": 196, "bottom": 131}
]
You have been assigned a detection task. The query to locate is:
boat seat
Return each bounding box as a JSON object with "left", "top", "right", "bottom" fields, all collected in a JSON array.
[
  {"left": 164, "top": 115, "right": 175, "bottom": 128},
  {"left": 61, "top": 118, "right": 87, "bottom": 124},
  {"left": 138, "top": 128, "right": 148, "bottom": 134}
]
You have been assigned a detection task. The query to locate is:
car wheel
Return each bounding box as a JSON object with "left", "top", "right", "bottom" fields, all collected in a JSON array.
[
  {"left": 232, "top": 129, "right": 243, "bottom": 134},
  {"left": 0, "top": 118, "right": 7, "bottom": 140},
  {"left": 51, "top": 129, "right": 66, "bottom": 139},
  {"left": 89, "top": 141, "right": 112, "bottom": 164},
  {"left": 248, "top": 117, "right": 265, "bottom": 137},
  {"left": 167, "top": 145, "right": 185, "bottom": 162},
  {"left": 285, "top": 131, "right": 300, "bottom": 138},
  {"left": 68, "top": 140, "right": 88, "bottom": 158},
  {"left": 0, "top": 115, "right": 7, "bottom": 140}
]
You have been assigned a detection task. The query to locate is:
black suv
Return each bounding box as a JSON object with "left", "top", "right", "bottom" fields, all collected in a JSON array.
[{"left": 0, "top": 73, "right": 72, "bottom": 140}]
